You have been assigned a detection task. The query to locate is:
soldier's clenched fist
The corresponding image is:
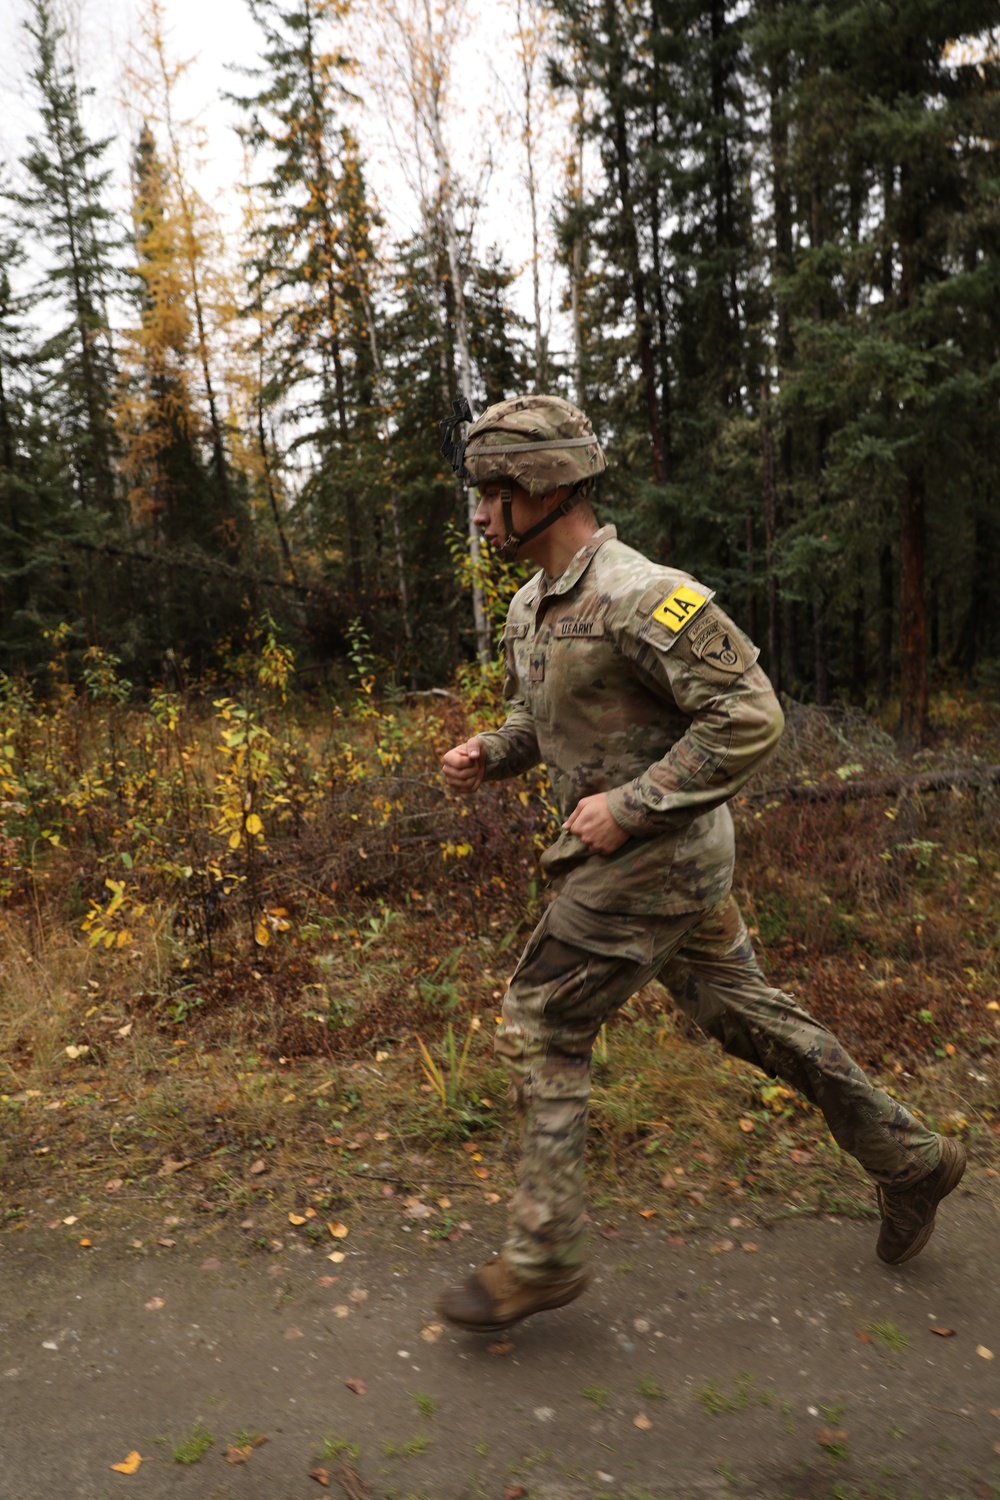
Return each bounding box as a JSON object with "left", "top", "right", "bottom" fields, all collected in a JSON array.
[
  {"left": 441, "top": 737, "right": 487, "bottom": 795},
  {"left": 563, "top": 792, "right": 630, "bottom": 855}
]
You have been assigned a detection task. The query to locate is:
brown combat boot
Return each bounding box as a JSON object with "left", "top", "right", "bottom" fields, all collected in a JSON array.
[
  {"left": 435, "top": 1257, "right": 589, "bottom": 1332},
  {"left": 875, "top": 1137, "right": 967, "bottom": 1265}
]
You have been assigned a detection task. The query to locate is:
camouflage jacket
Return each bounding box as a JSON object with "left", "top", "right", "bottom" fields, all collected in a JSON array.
[{"left": 477, "top": 526, "right": 784, "bottom": 914}]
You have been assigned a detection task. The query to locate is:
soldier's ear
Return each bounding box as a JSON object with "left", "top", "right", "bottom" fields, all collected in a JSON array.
[{"left": 540, "top": 485, "right": 573, "bottom": 513}]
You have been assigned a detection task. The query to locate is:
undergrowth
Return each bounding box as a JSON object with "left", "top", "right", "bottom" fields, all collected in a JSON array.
[{"left": 2, "top": 628, "right": 999, "bottom": 1227}]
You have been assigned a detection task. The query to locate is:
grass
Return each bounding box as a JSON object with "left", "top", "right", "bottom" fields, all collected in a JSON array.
[
  {"left": 580, "top": 1384, "right": 612, "bottom": 1410},
  {"left": 636, "top": 1375, "right": 665, "bottom": 1400},
  {"left": 2, "top": 688, "right": 999, "bottom": 1241},
  {"left": 321, "top": 1435, "right": 362, "bottom": 1462},
  {"left": 410, "top": 1391, "right": 438, "bottom": 1419},
  {"left": 384, "top": 1435, "right": 432, "bottom": 1458},
  {"left": 172, "top": 1421, "right": 213, "bottom": 1464},
  {"left": 865, "top": 1320, "right": 911, "bottom": 1351},
  {"left": 694, "top": 1371, "right": 775, "bottom": 1415}
]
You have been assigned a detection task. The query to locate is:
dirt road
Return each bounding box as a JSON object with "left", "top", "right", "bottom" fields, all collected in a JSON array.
[{"left": 2, "top": 1183, "right": 998, "bottom": 1499}]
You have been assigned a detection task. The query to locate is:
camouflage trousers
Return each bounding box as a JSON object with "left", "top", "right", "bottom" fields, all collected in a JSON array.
[{"left": 494, "top": 892, "right": 941, "bottom": 1282}]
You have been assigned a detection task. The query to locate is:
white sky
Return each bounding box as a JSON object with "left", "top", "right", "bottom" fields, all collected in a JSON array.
[{"left": 0, "top": 0, "right": 575, "bottom": 362}]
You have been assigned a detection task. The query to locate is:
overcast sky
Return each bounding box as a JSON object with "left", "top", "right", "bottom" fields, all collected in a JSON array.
[{"left": 0, "top": 0, "right": 574, "bottom": 359}]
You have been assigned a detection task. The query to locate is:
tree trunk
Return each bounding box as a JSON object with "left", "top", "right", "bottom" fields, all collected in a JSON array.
[
  {"left": 899, "top": 469, "right": 928, "bottom": 747},
  {"left": 606, "top": 0, "right": 665, "bottom": 484},
  {"left": 760, "top": 382, "right": 780, "bottom": 693}
]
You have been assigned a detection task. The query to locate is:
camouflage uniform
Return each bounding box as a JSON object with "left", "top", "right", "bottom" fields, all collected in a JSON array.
[{"left": 474, "top": 524, "right": 941, "bottom": 1284}]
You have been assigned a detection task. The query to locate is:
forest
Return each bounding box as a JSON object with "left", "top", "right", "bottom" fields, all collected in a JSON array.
[{"left": 0, "top": 0, "right": 997, "bottom": 746}]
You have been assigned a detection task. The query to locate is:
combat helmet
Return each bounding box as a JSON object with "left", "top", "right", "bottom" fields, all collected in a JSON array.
[{"left": 440, "top": 393, "right": 606, "bottom": 561}]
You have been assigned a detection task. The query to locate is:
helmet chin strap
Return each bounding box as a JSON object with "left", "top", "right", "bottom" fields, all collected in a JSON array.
[{"left": 496, "top": 488, "right": 580, "bottom": 563}]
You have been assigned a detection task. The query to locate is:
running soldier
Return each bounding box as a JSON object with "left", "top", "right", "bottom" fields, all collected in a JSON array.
[{"left": 436, "top": 394, "right": 966, "bottom": 1333}]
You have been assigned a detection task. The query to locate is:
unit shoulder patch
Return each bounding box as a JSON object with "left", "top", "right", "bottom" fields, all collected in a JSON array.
[
  {"left": 690, "top": 625, "right": 752, "bottom": 676},
  {"left": 650, "top": 583, "right": 709, "bottom": 634}
]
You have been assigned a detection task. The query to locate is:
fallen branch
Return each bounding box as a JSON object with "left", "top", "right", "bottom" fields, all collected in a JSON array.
[{"left": 744, "top": 764, "right": 1000, "bottom": 807}]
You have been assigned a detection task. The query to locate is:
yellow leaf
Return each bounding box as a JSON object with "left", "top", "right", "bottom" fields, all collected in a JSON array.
[
  {"left": 228, "top": 830, "right": 241, "bottom": 850},
  {"left": 246, "top": 813, "right": 263, "bottom": 835},
  {"left": 328, "top": 1220, "right": 349, "bottom": 1239},
  {"left": 633, "top": 1412, "right": 653, "bottom": 1430},
  {"left": 110, "top": 1450, "right": 142, "bottom": 1474},
  {"left": 288, "top": 1213, "right": 306, "bottom": 1226},
  {"left": 738, "top": 1117, "right": 755, "bottom": 1133},
  {"left": 116, "top": 929, "right": 132, "bottom": 948},
  {"left": 254, "top": 921, "right": 270, "bottom": 946}
]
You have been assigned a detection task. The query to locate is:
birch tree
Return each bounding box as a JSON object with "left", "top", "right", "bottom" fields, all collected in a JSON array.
[{"left": 368, "top": 0, "right": 491, "bottom": 665}]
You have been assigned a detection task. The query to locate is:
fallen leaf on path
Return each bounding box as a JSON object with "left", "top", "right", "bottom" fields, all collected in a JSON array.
[
  {"left": 633, "top": 1412, "right": 653, "bottom": 1430},
  {"left": 144, "top": 1297, "right": 165, "bottom": 1311},
  {"left": 461, "top": 1141, "right": 478, "bottom": 1154},
  {"left": 856, "top": 1329, "right": 872, "bottom": 1343},
  {"left": 741, "top": 1241, "right": 758, "bottom": 1253},
  {"left": 638, "top": 1209, "right": 656, "bottom": 1219},
  {"left": 158, "top": 1155, "right": 191, "bottom": 1176},
  {"left": 334, "top": 1304, "right": 350, "bottom": 1318},
  {"left": 817, "top": 1427, "right": 849, "bottom": 1449},
  {"left": 79, "top": 1238, "right": 92, "bottom": 1248},
  {"left": 667, "top": 1234, "right": 686, "bottom": 1247},
  {"left": 990, "top": 1407, "right": 1000, "bottom": 1419},
  {"left": 660, "top": 1173, "right": 677, "bottom": 1190},
  {"left": 201, "top": 1257, "right": 221, "bottom": 1271},
  {"left": 437, "top": 1196, "right": 451, "bottom": 1209},
  {"left": 116, "top": 1021, "right": 133, "bottom": 1037},
  {"left": 225, "top": 1444, "right": 253, "bottom": 1464},
  {"left": 110, "top": 1450, "right": 142, "bottom": 1474},
  {"left": 488, "top": 1337, "right": 514, "bottom": 1356},
  {"left": 316, "top": 1275, "right": 340, "bottom": 1288},
  {"left": 62, "top": 1216, "right": 78, "bottom": 1226},
  {"left": 930, "top": 1326, "right": 955, "bottom": 1337},
  {"left": 288, "top": 1213, "right": 307, "bottom": 1226},
  {"left": 284, "top": 1325, "right": 304, "bottom": 1339},
  {"left": 790, "top": 1149, "right": 814, "bottom": 1165},
  {"left": 349, "top": 1288, "right": 368, "bottom": 1304},
  {"left": 738, "top": 1118, "right": 755, "bottom": 1133},
  {"left": 250, "top": 1159, "right": 267, "bottom": 1175},
  {"left": 405, "top": 1201, "right": 433, "bottom": 1219},
  {"left": 304, "top": 1206, "right": 317, "bottom": 1219},
  {"left": 472, "top": 1167, "right": 490, "bottom": 1180},
  {"left": 710, "top": 1239, "right": 734, "bottom": 1253},
  {"left": 327, "top": 1251, "right": 346, "bottom": 1264},
  {"left": 504, "top": 1487, "right": 528, "bottom": 1499},
  {"left": 598, "top": 1224, "right": 620, "bottom": 1239},
  {"left": 328, "top": 1221, "right": 349, "bottom": 1239},
  {"left": 421, "top": 1323, "right": 444, "bottom": 1343},
  {"left": 345, "top": 1377, "right": 367, "bottom": 1394},
  {"left": 64, "top": 1044, "right": 89, "bottom": 1060},
  {"left": 157, "top": 1237, "right": 176, "bottom": 1248},
  {"left": 483, "top": 1192, "right": 501, "bottom": 1204},
  {"left": 687, "top": 1190, "right": 706, "bottom": 1205},
  {"left": 977, "top": 1345, "right": 994, "bottom": 1359},
  {"left": 105, "top": 1178, "right": 123, "bottom": 1193},
  {"left": 374, "top": 1130, "right": 389, "bottom": 1140},
  {"left": 308, "top": 1467, "right": 330, "bottom": 1486}
]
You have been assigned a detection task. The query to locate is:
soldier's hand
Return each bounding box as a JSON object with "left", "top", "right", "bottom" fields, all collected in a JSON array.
[
  {"left": 441, "top": 737, "right": 487, "bottom": 795},
  {"left": 563, "top": 793, "right": 630, "bottom": 855}
]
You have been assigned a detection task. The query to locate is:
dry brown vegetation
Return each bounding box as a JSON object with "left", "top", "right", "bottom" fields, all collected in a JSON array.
[{"left": 2, "top": 648, "right": 999, "bottom": 1245}]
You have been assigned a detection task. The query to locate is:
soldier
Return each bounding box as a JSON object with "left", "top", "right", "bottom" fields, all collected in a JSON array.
[{"left": 436, "top": 393, "right": 966, "bottom": 1334}]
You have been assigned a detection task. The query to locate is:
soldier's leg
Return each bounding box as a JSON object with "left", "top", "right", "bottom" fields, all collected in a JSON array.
[
  {"left": 495, "top": 896, "right": 701, "bottom": 1282},
  {"left": 659, "top": 895, "right": 940, "bottom": 1188}
]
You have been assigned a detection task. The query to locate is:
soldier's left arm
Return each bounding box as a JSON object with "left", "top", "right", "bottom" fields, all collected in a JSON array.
[{"left": 605, "top": 599, "right": 784, "bottom": 837}]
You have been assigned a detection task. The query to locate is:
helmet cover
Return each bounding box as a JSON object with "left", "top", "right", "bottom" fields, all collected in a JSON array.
[{"left": 464, "top": 394, "right": 606, "bottom": 499}]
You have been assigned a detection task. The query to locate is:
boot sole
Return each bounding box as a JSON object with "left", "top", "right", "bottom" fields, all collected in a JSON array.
[
  {"left": 436, "top": 1275, "right": 589, "bottom": 1333},
  {"left": 876, "top": 1140, "right": 967, "bottom": 1266}
]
